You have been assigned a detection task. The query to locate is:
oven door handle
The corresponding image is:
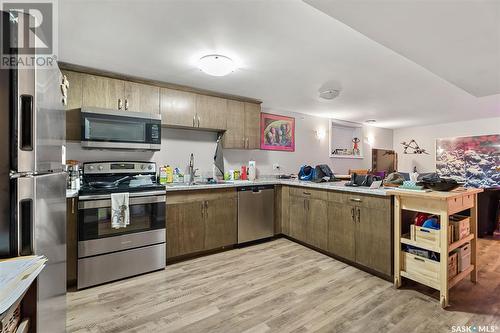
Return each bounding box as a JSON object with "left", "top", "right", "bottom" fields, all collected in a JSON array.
[{"left": 78, "top": 195, "right": 166, "bottom": 210}]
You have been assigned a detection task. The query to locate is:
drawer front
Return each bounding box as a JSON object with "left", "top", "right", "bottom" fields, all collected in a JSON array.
[
  {"left": 448, "top": 193, "right": 474, "bottom": 215},
  {"left": 414, "top": 225, "right": 440, "bottom": 248},
  {"left": 401, "top": 251, "right": 440, "bottom": 287},
  {"left": 290, "top": 187, "right": 328, "bottom": 200},
  {"left": 78, "top": 243, "right": 165, "bottom": 289},
  {"left": 343, "top": 194, "right": 391, "bottom": 210}
]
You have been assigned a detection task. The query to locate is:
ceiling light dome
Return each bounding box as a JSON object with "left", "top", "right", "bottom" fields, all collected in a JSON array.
[{"left": 198, "top": 54, "right": 236, "bottom": 76}]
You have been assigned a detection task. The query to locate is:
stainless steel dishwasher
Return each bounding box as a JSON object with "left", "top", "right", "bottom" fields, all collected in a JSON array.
[{"left": 237, "top": 185, "right": 275, "bottom": 244}]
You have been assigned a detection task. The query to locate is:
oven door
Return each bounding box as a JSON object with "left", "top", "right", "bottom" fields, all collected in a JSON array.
[
  {"left": 78, "top": 194, "right": 165, "bottom": 242},
  {"left": 80, "top": 108, "right": 161, "bottom": 150}
]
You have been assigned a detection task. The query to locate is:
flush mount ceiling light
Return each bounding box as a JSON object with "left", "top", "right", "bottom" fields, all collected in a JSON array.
[
  {"left": 198, "top": 54, "right": 236, "bottom": 77},
  {"left": 319, "top": 89, "right": 340, "bottom": 100}
]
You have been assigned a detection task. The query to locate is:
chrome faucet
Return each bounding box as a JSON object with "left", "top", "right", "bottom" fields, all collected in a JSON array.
[{"left": 188, "top": 153, "right": 198, "bottom": 185}]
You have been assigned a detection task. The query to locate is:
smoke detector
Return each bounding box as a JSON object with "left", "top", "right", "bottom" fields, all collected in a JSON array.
[{"left": 319, "top": 89, "right": 340, "bottom": 100}]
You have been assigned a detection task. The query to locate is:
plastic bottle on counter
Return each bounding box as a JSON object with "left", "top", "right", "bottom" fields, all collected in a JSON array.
[
  {"left": 159, "top": 166, "right": 167, "bottom": 185},
  {"left": 165, "top": 165, "right": 174, "bottom": 183},
  {"left": 248, "top": 161, "right": 256, "bottom": 181}
]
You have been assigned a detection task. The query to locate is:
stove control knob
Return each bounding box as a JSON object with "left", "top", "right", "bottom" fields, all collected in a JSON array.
[
  {"left": 98, "top": 165, "right": 104, "bottom": 171},
  {"left": 148, "top": 165, "right": 153, "bottom": 170},
  {"left": 88, "top": 165, "right": 95, "bottom": 171},
  {"left": 141, "top": 164, "right": 146, "bottom": 170}
]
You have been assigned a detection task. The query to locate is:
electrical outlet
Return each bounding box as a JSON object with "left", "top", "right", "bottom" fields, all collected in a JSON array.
[{"left": 272, "top": 163, "right": 280, "bottom": 171}]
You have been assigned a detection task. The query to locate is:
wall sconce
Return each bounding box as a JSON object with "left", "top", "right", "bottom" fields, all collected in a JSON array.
[
  {"left": 366, "top": 134, "right": 375, "bottom": 146},
  {"left": 315, "top": 128, "right": 326, "bottom": 140}
]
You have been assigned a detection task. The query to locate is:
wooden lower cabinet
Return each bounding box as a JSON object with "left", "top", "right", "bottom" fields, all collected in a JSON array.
[
  {"left": 286, "top": 187, "right": 392, "bottom": 277},
  {"left": 205, "top": 197, "right": 237, "bottom": 250},
  {"left": 289, "top": 190, "right": 328, "bottom": 250},
  {"left": 306, "top": 198, "right": 328, "bottom": 250},
  {"left": 327, "top": 202, "right": 356, "bottom": 262},
  {"left": 166, "top": 200, "right": 205, "bottom": 258},
  {"left": 166, "top": 189, "right": 237, "bottom": 260},
  {"left": 67, "top": 197, "right": 78, "bottom": 287},
  {"left": 355, "top": 206, "right": 392, "bottom": 276},
  {"left": 289, "top": 195, "right": 307, "bottom": 243}
]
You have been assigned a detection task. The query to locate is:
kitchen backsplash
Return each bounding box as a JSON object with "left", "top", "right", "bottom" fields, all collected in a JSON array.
[{"left": 66, "top": 110, "right": 394, "bottom": 177}]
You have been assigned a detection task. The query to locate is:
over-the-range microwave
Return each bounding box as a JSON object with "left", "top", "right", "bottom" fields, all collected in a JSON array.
[{"left": 80, "top": 107, "right": 161, "bottom": 151}]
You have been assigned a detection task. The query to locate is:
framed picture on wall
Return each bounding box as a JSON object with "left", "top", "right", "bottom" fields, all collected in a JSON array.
[{"left": 260, "top": 113, "right": 295, "bottom": 152}]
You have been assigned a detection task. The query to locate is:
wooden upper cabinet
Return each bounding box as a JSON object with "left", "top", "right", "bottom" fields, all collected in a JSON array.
[
  {"left": 160, "top": 88, "right": 196, "bottom": 127},
  {"left": 62, "top": 70, "right": 83, "bottom": 141},
  {"left": 223, "top": 101, "right": 261, "bottom": 149},
  {"left": 82, "top": 75, "right": 125, "bottom": 110},
  {"left": 223, "top": 100, "right": 245, "bottom": 149},
  {"left": 195, "top": 94, "right": 227, "bottom": 130},
  {"left": 124, "top": 82, "right": 160, "bottom": 114},
  {"left": 244, "top": 102, "right": 261, "bottom": 149}
]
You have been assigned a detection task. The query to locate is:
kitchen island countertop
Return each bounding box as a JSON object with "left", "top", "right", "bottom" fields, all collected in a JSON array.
[{"left": 165, "top": 179, "right": 390, "bottom": 196}]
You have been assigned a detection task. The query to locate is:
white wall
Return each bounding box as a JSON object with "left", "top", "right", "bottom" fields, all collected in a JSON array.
[
  {"left": 393, "top": 117, "right": 500, "bottom": 173},
  {"left": 66, "top": 109, "right": 394, "bottom": 177}
]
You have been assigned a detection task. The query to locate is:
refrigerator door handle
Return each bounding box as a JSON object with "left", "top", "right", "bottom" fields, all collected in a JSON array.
[
  {"left": 20, "top": 94, "right": 34, "bottom": 151},
  {"left": 19, "top": 198, "right": 34, "bottom": 256}
]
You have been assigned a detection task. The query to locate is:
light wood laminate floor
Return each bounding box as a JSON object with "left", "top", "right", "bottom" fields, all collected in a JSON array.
[{"left": 67, "top": 238, "right": 500, "bottom": 333}]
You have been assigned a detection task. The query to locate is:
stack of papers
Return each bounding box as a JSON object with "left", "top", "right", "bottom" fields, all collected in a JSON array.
[{"left": 0, "top": 256, "right": 47, "bottom": 315}]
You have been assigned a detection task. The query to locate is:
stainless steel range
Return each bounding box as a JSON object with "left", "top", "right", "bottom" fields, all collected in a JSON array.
[{"left": 77, "top": 161, "right": 166, "bottom": 289}]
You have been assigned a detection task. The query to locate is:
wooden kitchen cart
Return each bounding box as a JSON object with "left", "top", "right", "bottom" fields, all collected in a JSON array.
[{"left": 388, "top": 188, "right": 483, "bottom": 308}]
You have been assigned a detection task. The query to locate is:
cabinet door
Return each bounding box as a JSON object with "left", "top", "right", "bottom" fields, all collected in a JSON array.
[
  {"left": 160, "top": 88, "right": 196, "bottom": 127},
  {"left": 222, "top": 100, "right": 245, "bottom": 149},
  {"left": 66, "top": 198, "right": 78, "bottom": 287},
  {"left": 280, "top": 186, "right": 291, "bottom": 235},
  {"left": 355, "top": 206, "right": 392, "bottom": 276},
  {"left": 62, "top": 70, "right": 83, "bottom": 141},
  {"left": 195, "top": 94, "right": 227, "bottom": 130},
  {"left": 328, "top": 202, "right": 356, "bottom": 261},
  {"left": 244, "top": 102, "right": 261, "bottom": 149},
  {"left": 204, "top": 197, "right": 237, "bottom": 250},
  {"left": 289, "top": 195, "right": 307, "bottom": 242},
  {"left": 166, "top": 201, "right": 205, "bottom": 259},
  {"left": 82, "top": 74, "right": 124, "bottom": 110},
  {"left": 307, "top": 198, "right": 328, "bottom": 250},
  {"left": 124, "top": 82, "right": 160, "bottom": 114}
]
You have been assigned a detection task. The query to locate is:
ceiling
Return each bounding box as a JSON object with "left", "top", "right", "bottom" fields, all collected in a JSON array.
[
  {"left": 305, "top": 0, "right": 500, "bottom": 98},
  {"left": 58, "top": 0, "right": 500, "bottom": 129}
]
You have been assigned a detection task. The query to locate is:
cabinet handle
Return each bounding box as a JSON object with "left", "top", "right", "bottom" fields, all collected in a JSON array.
[
  {"left": 351, "top": 207, "right": 355, "bottom": 222},
  {"left": 71, "top": 198, "right": 75, "bottom": 214},
  {"left": 124, "top": 98, "right": 129, "bottom": 110},
  {"left": 204, "top": 201, "right": 208, "bottom": 218},
  {"left": 201, "top": 202, "right": 204, "bottom": 218},
  {"left": 246, "top": 138, "right": 249, "bottom": 149},
  {"left": 197, "top": 115, "right": 201, "bottom": 127},
  {"left": 307, "top": 200, "right": 309, "bottom": 211},
  {"left": 118, "top": 98, "right": 123, "bottom": 110},
  {"left": 350, "top": 198, "right": 362, "bottom": 202},
  {"left": 414, "top": 257, "right": 425, "bottom": 262},
  {"left": 357, "top": 207, "right": 361, "bottom": 223},
  {"left": 303, "top": 192, "right": 311, "bottom": 195},
  {"left": 193, "top": 116, "right": 196, "bottom": 127}
]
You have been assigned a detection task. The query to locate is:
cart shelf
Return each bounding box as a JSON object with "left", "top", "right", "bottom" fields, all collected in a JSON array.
[{"left": 388, "top": 188, "right": 483, "bottom": 308}]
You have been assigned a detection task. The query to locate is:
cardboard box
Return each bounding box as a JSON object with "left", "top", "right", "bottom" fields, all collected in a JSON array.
[{"left": 448, "top": 252, "right": 458, "bottom": 279}]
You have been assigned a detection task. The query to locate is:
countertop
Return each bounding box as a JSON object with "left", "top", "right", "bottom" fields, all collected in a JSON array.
[
  {"left": 66, "top": 179, "right": 390, "bottom": 198},
  {"left": 165, "top": 179, "right": 390, "bottom": 196}
]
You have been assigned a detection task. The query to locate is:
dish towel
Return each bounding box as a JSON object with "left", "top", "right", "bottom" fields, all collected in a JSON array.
[{"left": 111, "top": 192, "right": 130, "bottom": 229}]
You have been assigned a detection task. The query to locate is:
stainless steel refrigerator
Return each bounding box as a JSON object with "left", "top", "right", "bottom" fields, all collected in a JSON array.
[{"left": 0, "top": 11, "right": 66, "bottom": 333}]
